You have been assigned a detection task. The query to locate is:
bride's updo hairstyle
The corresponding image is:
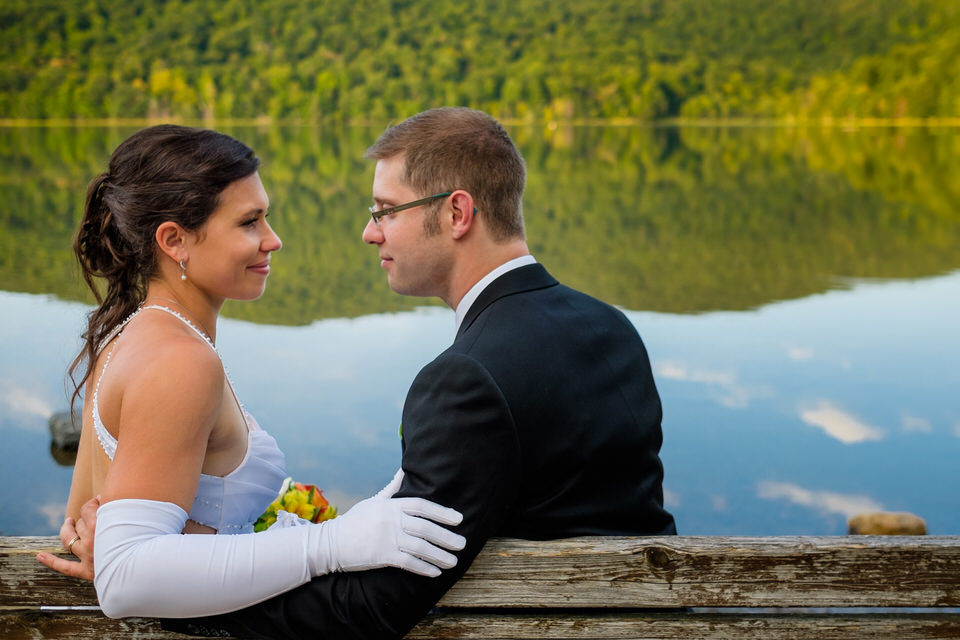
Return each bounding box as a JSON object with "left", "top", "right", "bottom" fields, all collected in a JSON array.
[{"left": 70, "top": 124, "right": 259, "bottom": 406}]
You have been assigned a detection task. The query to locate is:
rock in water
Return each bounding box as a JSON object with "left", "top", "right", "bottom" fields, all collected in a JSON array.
[
  {"left": 848, "top": 512, "right": 927, "bottom": 535},
  {"left": 50, "top": 441, "right": 78, "bottom": 466},
  {"left": 49, "top": 410, "right": 81, "bottom": 449}
]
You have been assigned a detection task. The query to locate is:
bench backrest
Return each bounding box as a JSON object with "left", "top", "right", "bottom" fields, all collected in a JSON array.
[
  {"left": 3, "top": 535, "right": 960, "bottom": 640},
  {"left": 4, "top": 535, "right": 960, "bottom": 609}
]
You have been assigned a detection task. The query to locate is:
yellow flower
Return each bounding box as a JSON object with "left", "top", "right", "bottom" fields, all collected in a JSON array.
[{"left": 254, "top": 478, "right": 338, "bottom": 532}]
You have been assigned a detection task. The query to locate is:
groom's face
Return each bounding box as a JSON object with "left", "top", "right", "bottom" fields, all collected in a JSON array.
[{"left": 362, "top": 155, "right": 454, "bottom": 299}]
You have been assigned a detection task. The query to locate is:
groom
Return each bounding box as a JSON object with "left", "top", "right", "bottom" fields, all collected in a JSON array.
[{"left": 177, "top": 107, "right": 676, "bottom": 638}]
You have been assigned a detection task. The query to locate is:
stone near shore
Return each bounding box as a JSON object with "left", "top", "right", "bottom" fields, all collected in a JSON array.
[
  {"left": 48, "top": 410, "right": 81, "bottom": 450},
  {"left": 848, "top": 511, "right": 927, "bottom": 535}
]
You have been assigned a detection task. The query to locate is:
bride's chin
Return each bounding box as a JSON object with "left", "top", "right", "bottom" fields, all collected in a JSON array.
[{"left": 233, "top": 287, "right": 268, "bottom": 302}]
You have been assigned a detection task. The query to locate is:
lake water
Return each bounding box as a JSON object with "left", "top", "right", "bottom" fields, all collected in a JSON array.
[{"left": 1, "top": 124, "right": 958, "bottom": 536}]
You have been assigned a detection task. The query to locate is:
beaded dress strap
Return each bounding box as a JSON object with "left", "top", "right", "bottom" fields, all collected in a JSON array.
[
  {"left": 92, "top": 342, "right": 121, "bottom": 459},
  {"left": 140, "top": 305, "right": 217, "bottom": 350},
  {"left": 91, "top": 306, "right": 148, "bottom": 460}
]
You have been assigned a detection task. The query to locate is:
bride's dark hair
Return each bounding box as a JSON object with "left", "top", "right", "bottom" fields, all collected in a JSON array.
[{"left": 70, "top": 124, "right": 259, "bottom": 411}]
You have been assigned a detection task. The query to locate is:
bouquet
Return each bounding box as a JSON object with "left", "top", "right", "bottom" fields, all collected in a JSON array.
[{"left": 254, "top": 477, "right": 338, "bottom": 532}]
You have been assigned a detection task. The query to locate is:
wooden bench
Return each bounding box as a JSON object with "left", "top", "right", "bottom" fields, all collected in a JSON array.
[{"left": 3, "top": 535, "right": 959, "bottom": 638}]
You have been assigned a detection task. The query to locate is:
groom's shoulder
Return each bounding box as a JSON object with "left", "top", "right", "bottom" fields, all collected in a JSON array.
[{"left": 479, "top": 278, "right": 633, "bottom": 334}]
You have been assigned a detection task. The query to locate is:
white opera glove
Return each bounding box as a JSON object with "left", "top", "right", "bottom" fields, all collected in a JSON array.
[
  {"left": 271, "top": 509, "right": 313, "bottom": 528},
  {"left": 94, "top": 494, "right": 464, "bottom": 619},
  {"left": 311, "top": 490, "right": 466, "bottom": 578},
  {"left": 95, "top": 498, "right": 319, "bottom": 618},
  {"left": 374, "top": 468, "right": 405, "bottom": 499}
]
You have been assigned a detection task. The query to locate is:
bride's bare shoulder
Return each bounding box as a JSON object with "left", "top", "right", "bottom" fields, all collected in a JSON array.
[{"left": 107, "top": 314, "right": 224, "bottom": 401}]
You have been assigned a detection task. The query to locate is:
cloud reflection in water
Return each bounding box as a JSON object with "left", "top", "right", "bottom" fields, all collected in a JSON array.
[
  {"left": 757, "top": 480, "right": 883, "bottom": 519},
  {"left": 799, "top": 401, "right": 884, "bottom": 444}
]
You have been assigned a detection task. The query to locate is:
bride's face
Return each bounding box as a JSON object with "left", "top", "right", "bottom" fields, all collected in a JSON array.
[{"left": 184, "top": 172, "right": 282, "bottom": 302}]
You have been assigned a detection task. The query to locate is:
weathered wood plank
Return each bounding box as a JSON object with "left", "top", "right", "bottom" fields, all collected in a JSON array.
[
  {"left": 0, "top": 537, "right": 98, "bottom": 607},
  {"left": 410, "top": 612, "right": 960, "bottom": 639},
  {"left": 0, "top": 611, "right": 178, "bottom": 639},
  {"left": 5, "top": 536, "right": 960, "bottom": 609},
  {"left": 437, "top": 536, "right": 960, "bottom": 608},
  {"left": 3, "top": 610, "right": 959, "bottom": 640},
  {"left": 408, "top": 611, "right": 960, "bottom": 639}
]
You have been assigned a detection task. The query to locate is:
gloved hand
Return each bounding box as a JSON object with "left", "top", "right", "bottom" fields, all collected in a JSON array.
[
  {"left": 311, "top": 488, "right": 465, "bottom": 578},
  {"left": 374, "top": 468, "right": 405, "bottom": 499}
]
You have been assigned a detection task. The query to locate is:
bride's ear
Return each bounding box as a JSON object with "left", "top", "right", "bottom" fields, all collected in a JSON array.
[{"left": 155, "top": 221, "right": 188, "bottom": 264}]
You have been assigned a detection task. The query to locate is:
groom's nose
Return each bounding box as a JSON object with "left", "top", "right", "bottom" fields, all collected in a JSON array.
[{"left": 362, "top": 218, "right": 382, "bottom": 245}]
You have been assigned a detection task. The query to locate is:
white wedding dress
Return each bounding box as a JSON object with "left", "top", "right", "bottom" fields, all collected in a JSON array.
[
  {"left": 89, "top": 305, "right": 322, "bottom": 617},
  {"left": 92, "top": 304, "right": 287, "bottom": 533}
]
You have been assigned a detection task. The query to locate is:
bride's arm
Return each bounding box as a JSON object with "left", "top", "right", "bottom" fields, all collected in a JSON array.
[
  {"left": 64, "top": 404, "right": 94, "bottom": 522},
  {"left": 37, "top": 340, "right": 210, "bottom": 582},
  {"left": 94, "top": 486, "right": 464, "bottom": 618},
  {"left": 98, "top": 337, "right": 220, "bottom": 512},
  {"left": 38, "top": 338, "right": 218, "bottom": 582},
  {"left": 86, "top": 341, "right": 464, "bottom": 618},
  {"left": 43, "top": 392, "right": 98, "bottom": 578}
]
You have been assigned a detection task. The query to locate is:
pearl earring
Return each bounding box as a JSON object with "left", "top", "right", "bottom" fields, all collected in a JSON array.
[{"left": 179, "top": 258, "right": 187, "bottom": 281}]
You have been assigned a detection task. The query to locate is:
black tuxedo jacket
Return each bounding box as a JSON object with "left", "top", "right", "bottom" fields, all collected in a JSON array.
[{"left": 171, "top": 264, "right": 675, "bottom": 639}]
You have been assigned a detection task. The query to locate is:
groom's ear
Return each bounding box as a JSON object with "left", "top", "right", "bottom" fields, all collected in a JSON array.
[{"left": 448, "top": 190, "right": 475, "bottom": 240}]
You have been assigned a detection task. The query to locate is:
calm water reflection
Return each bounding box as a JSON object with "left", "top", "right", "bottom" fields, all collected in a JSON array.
[{"left": 1, "top": 125, "right": 958, "bottom": 535}]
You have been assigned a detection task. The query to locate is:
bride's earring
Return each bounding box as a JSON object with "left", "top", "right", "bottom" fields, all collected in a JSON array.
[{"left": 179, "top": 258, "right": 187, "bottom": 281}]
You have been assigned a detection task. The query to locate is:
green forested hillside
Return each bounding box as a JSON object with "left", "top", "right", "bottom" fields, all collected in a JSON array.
[
  {"left": 1, "top": 0, "right": 957, "bottom": 121},
  {"left": 3, "top": 124, "right": 958, "bottom": 323}
]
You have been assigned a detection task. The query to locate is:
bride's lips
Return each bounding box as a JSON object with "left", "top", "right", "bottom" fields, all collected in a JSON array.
[
  {"left": 248, "top": 260, "right": 271, "bottom": 275},
  {"left": 379, "top": 255, "right": 393, "bottom": 268}
]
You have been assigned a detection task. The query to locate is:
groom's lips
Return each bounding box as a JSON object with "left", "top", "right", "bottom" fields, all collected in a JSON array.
[{"left": 379, "top": 255, "right": 393, "bottom": 268}]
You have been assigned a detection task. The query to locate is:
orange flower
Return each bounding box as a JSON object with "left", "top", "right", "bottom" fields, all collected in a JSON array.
[{"left": 255, "top": 478, "right": 339, "bottom": 532}]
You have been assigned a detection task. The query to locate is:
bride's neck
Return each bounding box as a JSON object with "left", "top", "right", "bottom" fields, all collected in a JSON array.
[{"left": 143, "top": 282, "right": 220, "bottom": 344}]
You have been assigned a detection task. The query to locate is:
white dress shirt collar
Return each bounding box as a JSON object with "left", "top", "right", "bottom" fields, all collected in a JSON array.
[{"left": 454, "top": 255, "right": 537, "bottom": 331}]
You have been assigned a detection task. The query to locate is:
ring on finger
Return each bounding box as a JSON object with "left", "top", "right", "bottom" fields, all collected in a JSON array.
[{"left": 66, "top": 535, "right": 81, "bottom": 554}]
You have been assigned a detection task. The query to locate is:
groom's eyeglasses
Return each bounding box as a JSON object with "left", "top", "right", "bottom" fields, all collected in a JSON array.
[{"left": 368, "top": 192, "right": 451, "bottom": 228}]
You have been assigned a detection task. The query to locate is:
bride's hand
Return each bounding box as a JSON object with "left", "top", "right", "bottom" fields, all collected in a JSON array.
[{"left": 36, "top": 496, "right": 100, "bottom": 580}]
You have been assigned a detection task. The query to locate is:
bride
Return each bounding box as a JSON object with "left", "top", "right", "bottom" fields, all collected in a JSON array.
[{"left": 36, "top": 124, "right": 464, "bottom": 618}]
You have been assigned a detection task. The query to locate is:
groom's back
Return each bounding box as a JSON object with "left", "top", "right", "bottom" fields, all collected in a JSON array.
[{"left": 453, "top": 275, "right": 676, "bottom": 539}]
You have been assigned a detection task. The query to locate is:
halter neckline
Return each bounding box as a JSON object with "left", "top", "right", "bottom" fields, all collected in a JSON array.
[
  {"left": 101, "top": 303, "right": 217, "bottom": 353},
  {"left": 140, "top": 304, "right": 216, "bottom": 350}
]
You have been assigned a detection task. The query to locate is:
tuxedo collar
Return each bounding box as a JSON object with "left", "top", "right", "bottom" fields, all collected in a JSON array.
[{"left": 456, "top": 263, "right": 558, "bottom": 338}]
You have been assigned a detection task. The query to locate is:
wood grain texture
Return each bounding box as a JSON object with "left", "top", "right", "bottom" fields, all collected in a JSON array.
[
  {"left": 4, "top": 535, "right": 960, "bottom": 639},
  {"left": 3, "top": 611, "right": 960, "bottom": 640},
  {"left": 0, "top": 611, "right": 176, "bottom": 639},
  {"left": 5, "top": 536, "right": 960, "bottom": 609},
  {"left": 0, "top": 537, "right": 98, "bottom": 608},
  {"left": 437, "top": 536, "right": 960, "bottom": 608},
  {"left": 409, "top": 611, "right": 960, "bottom": 639}
]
